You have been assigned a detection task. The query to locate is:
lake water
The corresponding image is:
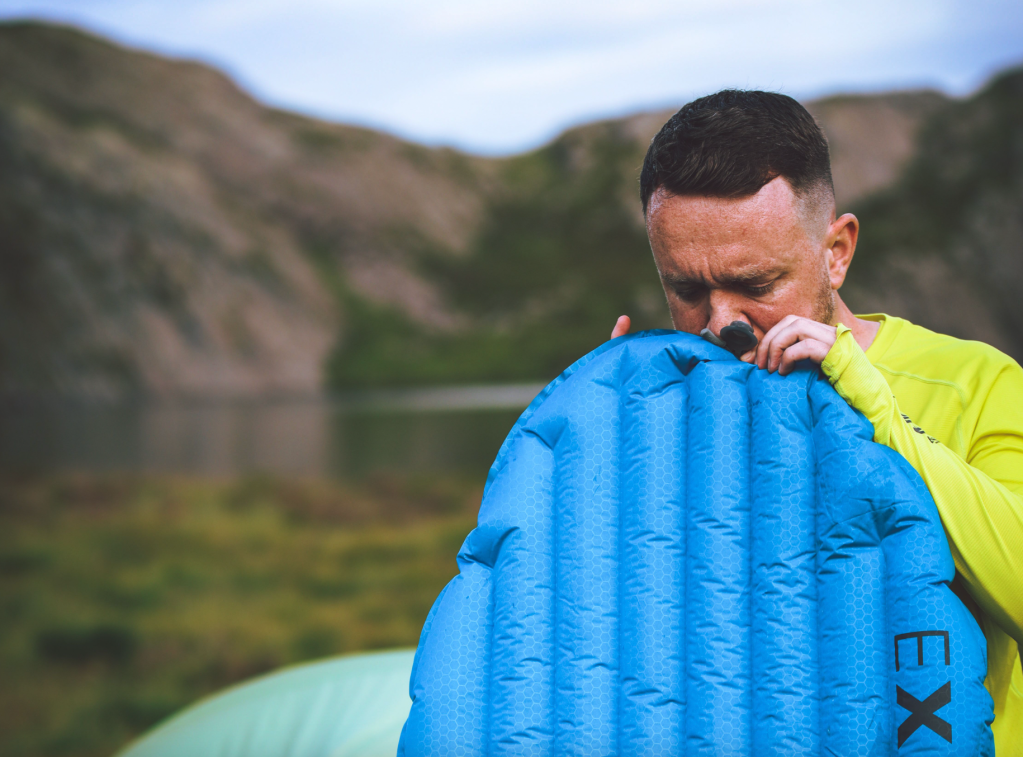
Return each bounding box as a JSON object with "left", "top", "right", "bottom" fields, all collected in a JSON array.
[{"left": 0, "top": 383, "right": 548, "bottom": 479}]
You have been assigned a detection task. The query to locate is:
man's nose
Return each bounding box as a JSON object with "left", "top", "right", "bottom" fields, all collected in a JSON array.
[{"left": 706, "top": 291, "right": 749, "bottom": 336}]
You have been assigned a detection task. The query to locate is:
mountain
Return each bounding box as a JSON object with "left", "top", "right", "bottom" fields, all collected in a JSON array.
[
  {"left": 322, "top": 91, "right": 952, "bottom": 389},
  {"left": 843, "top": 67, "right": 1023, "bottom": 358},
  {"left": 5, "top": 20, "right": 1014, "bottom": 399},
  {"left": 0, "top": 21, "right": 493, "bottom": 399}
]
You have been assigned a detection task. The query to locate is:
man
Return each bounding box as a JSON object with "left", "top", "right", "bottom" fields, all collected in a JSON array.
[{"left": 610, "top": 90, "right": 1023, "bottom": 751}]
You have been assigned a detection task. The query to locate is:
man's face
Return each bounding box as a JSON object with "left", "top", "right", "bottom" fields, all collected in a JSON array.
[{"left": 645, "top": 176, "right": 838, "bottom": 342}]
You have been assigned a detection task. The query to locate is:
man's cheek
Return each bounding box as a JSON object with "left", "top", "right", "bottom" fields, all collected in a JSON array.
[
  {"left": 748, "top": 290, "right": 812, "bottom": 333},
  {"left": 669, "top": 307, "right": 708, "bottom": 335},
  {"left": 661, "top": 298, "right": 688, "bottom": 330},
  {"left": 746, "top": 305, "right": 784, "bottom": 340}
]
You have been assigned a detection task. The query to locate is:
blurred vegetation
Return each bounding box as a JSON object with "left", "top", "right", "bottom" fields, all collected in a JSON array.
[
  {"left": 327, "top": 126, "right": 671, "bottom": 389},
  {"left": 847, "top": 67, "right": 1023, "bottom": 339},
  {"left": 0, "top": 472, "right": 481, "bottom": 757},
  {"left": 853, "top": 68, "right": 1023, "bottom": 265}
]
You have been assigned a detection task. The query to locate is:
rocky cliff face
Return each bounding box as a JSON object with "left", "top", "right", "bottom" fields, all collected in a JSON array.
[
  {"left": 0, "top": 22, "right": 492, "bottom": 399},
  {"left": 806, "top": 91, "right": 949, "bottom": 211},
  {"left": 2, "top": 21, "right": 1017, "bottom": 398}
]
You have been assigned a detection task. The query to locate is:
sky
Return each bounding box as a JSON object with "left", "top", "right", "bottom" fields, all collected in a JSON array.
[{"left": 1, "top": 0, "right": 1022, "bottom": 154}]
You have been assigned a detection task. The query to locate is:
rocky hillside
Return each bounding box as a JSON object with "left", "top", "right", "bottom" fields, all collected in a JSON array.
[
  {"left": 5, "top": 21, "right": 1016, "bottom": 398},
  {"left": 0, "top": 21, "right": 493, "bottom": 399},
  {"left": 324, "top": 91, "right": 951, "bottom": 388}
]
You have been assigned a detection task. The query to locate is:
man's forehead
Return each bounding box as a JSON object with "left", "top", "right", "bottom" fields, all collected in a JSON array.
[
  {"left": 646, "top": 181, "right": 802, "bottom": 233},
  {"left": 646, "top": 179, "right": 817, "bottom": 273}
]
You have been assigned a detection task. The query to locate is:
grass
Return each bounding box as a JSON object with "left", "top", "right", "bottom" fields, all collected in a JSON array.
[{"left": 0, "top": 472, "right": 481, "bottom": 757}]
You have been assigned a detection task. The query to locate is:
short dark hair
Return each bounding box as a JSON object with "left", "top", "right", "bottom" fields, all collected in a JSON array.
[{"left": 639, "top": 90, "right": 834, "bottom": 214}]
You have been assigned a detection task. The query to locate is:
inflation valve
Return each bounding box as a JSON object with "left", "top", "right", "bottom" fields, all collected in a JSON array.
[{"left": 700, "top": 321, "right": 758, "bottom": 357}]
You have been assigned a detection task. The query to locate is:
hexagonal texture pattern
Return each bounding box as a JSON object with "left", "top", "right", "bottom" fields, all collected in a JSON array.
[{"left": 399, "top": 331, "right": 994, "bottom": 756}]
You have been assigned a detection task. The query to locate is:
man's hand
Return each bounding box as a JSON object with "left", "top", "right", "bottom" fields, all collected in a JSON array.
[
  {"left": 747, "top": 315, "right": 837, "bottom": 375},
  {"left": 608, "top": 313, "right": 837, "bottom": 376}
]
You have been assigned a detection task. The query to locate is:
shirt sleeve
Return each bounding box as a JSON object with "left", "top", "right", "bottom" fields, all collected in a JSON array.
[{"left": 821, "top": 324, "right": 1023, "bottom": 645}]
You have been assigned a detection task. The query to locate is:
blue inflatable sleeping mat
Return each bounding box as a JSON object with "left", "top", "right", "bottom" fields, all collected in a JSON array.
[{"left": 400, "top": 331, "right": 994, "bottom": 756}]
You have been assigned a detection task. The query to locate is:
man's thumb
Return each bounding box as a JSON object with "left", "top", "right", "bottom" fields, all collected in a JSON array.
[{"left": 611, "top": 315, "right": 632, "bottom": 340}]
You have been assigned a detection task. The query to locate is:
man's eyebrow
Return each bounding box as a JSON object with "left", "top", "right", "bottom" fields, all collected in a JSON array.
[
  {"left": 662, "top": 268, "right": 780, "bottom": 288},
  {"left": 661, "top": 274, "right": 701, "bottom": 288},
  {"left": 720, "top": 267, "right": 780, "bottom": 285}
]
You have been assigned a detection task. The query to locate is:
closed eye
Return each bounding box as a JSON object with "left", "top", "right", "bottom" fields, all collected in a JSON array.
[
  {"left": 674, "top": 285, "right": 707, "bottom": 303},
  {"left": 744, "top": 282, "right": 774, "bottom": 296},
  {"left": 739, "top": 274, "right": 784, "bottom": 297}
]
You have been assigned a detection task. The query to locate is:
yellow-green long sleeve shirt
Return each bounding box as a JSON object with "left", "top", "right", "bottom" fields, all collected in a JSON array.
[{"left": 821, "top": 314, "right": 1023, "bottom": 753}]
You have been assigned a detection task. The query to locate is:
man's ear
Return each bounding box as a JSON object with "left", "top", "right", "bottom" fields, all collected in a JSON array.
[{"left": 826, "top": 213, "right": 859, "bottom": 289}]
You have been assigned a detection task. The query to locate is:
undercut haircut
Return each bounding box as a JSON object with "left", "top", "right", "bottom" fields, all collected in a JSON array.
[{"left": 640, "top": 90, "right": 835, "bottom": 228}]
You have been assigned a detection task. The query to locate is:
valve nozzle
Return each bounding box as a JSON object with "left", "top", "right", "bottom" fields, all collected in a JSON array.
[{"left": 700, "top": 321, "right": 758, "bottom": 357}]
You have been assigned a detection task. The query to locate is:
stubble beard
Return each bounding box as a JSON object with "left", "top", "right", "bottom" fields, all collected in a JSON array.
[{"left": 812, "top": 266, "right": 836, "bottom": 326}]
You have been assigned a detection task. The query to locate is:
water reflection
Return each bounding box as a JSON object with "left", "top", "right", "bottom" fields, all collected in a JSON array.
[{"left": 0, "top": 384, "right": 546, "bottom": 479}]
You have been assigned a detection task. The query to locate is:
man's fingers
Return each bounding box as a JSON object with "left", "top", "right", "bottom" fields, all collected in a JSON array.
[
  {"left": 756, "top": 317, "right": 838, "bottom": 372},
  {"left": 768, "top": 322, "right": 827, "bottom": 372},
  {"left": 755, "top": 314, "right": 800, "bottom": 369},
  {"left": 759, "top": 319, "right": 804, "bottom": 371},
  {"left": 776, "top": 339, "right": 831, "bottom": 375},
  {"left": 611, "top": 315, "right": 632, "bottom": 340}
]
